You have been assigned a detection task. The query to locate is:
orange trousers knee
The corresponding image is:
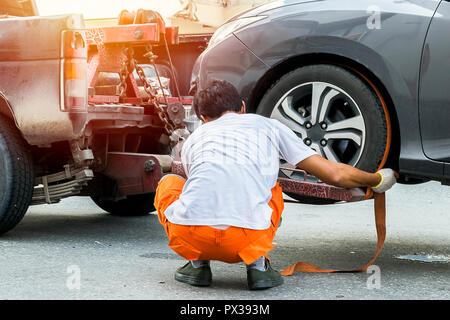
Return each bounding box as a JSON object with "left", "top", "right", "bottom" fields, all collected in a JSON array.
[{"left": 154, "top": 175, "right": 284, "bottom": 265}]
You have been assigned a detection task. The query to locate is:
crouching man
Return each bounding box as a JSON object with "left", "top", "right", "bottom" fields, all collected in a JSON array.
[{"left": 154, "top": 80, "right": 396, "bottom": 290}]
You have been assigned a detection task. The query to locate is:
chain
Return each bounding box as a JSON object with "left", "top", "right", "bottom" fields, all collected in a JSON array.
[
  {"left": 136, "top": 64, "right": 157, "bottom": 97},
  {"left": 119, "top": 46, "right": 181, "bottom": 139},
  {"left": 118, "top": 62, "right": 128, "bottom": 98},
  {"left": 138, "top": 45, "right": 178, "bottom": 137},
  {"left": 118, "top": 47, "right": 133, "bottom": 98}
]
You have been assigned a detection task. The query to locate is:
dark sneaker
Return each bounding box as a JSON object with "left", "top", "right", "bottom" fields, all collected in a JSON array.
[
  {"left": 247, "top": 260, "right": 284, "bottom": 290},
  {"left": 174, "top": 262, "right": 212, "bottom": 287}
]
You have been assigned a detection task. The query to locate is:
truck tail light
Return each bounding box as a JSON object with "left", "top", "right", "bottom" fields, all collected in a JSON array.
[{"left": 61, "top": 30, "right": 87, "bottom": 112}]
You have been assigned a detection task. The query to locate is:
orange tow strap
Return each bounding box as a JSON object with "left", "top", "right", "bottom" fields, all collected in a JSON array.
[
  {"left": 282, "top": 68, "right": 392, "bottom": 276},
  {"left": 281, "top": 191, "right": 386, "bottom": 275}
]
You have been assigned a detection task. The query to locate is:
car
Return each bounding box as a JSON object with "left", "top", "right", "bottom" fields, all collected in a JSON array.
[{"left": 190, "top": 0, "right": 450, "bottom": 203}]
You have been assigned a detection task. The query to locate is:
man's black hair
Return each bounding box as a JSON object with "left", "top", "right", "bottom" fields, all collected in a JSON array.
[{"left": 193, "top": 80, "right": 243, "bottom": 120}]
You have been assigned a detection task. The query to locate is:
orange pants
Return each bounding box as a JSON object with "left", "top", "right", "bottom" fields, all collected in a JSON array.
[{"left": 154, "top": 175, "right": 284, "bottom": 265}]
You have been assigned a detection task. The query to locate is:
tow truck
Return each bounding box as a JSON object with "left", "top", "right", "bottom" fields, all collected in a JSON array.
[{"left": 0, "top": 0, "right": 367, "bottom": 236}]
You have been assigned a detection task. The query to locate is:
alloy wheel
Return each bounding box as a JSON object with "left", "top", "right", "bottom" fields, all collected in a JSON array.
[{"left": 270, "top": 81, "right": 366, "bottom": 179}]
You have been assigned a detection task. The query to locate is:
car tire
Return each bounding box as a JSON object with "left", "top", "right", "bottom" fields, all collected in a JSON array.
[
  {"left": 256, "top": 64, "right": 388, "bottom": 204},
  {"left": 0, "top": 115, "right": 34, "bottom": 234},
  {"left": 91, "top": 193, "right": 156, "bottom": 216}
]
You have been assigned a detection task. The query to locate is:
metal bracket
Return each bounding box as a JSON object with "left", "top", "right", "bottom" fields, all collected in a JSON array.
[
  {"left": 101, "top": 152, "right": 172, "bottom": 196},
  {"left": 70, "top": 140, "right": 94, "bottom": 166},
  {"left": 171, "top": 160, "right": 366, "bottom": 203}
]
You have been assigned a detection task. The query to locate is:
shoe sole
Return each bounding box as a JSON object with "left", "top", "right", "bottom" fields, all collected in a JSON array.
[
  {"left": 174, "top": 272, "right": 212, "bottom": 287},
  {"left": 248, "top": 277, "right": 284, "bottom": 290}
]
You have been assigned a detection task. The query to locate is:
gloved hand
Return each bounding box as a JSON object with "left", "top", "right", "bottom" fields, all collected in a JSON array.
[{"left": 371, "top": 168, "right": 397, "bottom": 193}]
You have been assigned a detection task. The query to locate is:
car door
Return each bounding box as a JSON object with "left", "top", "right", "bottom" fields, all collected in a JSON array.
[{"left": 419, "top": 0, "right": 450, "bottom": 162}]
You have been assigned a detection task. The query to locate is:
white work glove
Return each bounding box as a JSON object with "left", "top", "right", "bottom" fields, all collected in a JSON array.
[{"left": 371, "top": 168, "right": 397, "bottom": 193}]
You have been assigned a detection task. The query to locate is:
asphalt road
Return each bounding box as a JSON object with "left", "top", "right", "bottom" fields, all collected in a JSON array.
[{"left": 0, "top": 182, "right": 449, "bottom": 300}]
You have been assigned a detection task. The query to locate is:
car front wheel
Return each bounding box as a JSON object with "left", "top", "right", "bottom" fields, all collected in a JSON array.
[{"left": 257, "top": 64, "right": 389, "bottom": 204}]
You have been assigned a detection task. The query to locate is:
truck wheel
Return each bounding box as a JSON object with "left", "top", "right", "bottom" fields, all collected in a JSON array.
[
  {"left": 257, "top": 64, "right": 388, "bottom": 204},
  {"left": 91, "top": 193, "right": 156, "bottom": 216},
  {"left": 0, "top": 115, "right": 34, "bottom": 234}
]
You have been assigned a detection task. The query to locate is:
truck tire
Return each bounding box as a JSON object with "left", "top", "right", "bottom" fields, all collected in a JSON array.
[
  {"left": 91, "top": 193, "right": 156, "bottom": 216},
  {"left": 0, "top": 115, "right": 34, "bottom": 234},
  {"left": 257, "top": 64, "right": 388, "bottom": 204}
]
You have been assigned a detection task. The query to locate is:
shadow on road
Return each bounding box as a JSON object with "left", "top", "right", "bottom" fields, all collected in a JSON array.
[{"left": 2, "top": 211, "right": 166, "bottom": 242}]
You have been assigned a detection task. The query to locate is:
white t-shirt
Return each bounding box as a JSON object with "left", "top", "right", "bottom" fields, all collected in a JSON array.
[{"left": 163, "top": 113, "right": 317, "bottom": 230}]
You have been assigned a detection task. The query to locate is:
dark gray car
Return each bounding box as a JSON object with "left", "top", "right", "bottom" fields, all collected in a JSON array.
[{"left": 191, "top": 0, "right": 450, "bottom": 202}]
